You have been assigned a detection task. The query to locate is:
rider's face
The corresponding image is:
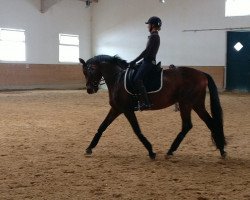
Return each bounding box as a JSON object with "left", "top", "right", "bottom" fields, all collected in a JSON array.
[{"left": 148, "top": 24, "right": 152, "bottom": 32}]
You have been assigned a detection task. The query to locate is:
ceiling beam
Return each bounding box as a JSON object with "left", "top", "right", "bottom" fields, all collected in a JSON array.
[{"left": 40, "top": 0, "right": 62, "bottom": 13}]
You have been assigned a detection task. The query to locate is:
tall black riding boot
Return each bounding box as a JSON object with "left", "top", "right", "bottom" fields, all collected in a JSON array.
[{"left": 136, "top": 81, "right": 152, "bottom": 111}]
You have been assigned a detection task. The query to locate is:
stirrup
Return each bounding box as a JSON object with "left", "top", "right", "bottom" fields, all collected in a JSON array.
[
  {"left": 134, "top": 101, "right": 152, "bottom": 111},
  {"left": 140, "top": 103, "right": 152, "bottom": 110}
]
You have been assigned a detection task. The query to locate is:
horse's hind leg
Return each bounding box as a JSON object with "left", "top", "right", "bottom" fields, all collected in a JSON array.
[
  {"left": 124, "top": 111, "right": 156, "bottom": 159},
  {"left": 193, "top": 104, "right": 226, "bottom": 158},
  {"left": 166, "top": 104, "right": 192, "bottom": 157},
  {"left": 85, "top": 108, "right": 121, "bottom": 156}
]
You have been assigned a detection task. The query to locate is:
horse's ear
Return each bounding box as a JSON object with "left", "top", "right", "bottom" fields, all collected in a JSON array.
[{"left": 79, "top": 58, "right": 86, "bottom": 65}]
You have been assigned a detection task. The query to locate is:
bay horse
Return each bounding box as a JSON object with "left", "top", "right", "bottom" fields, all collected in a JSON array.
[{"left": 79, "top": 55, "right": 226, "bottom": 159}]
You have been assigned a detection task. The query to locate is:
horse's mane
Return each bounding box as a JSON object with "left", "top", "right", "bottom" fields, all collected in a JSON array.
[{"left": 86, "top": 55, "right": 129, "bottom": 69}]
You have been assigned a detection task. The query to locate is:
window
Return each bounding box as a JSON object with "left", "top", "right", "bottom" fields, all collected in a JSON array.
[
  {"left": 0, "top": 28, "right": 26, "bottom": 61},
  {"left": 59, "top": 34, "right": 79, "bottom": 63},
  {"left": 225, "top": 0, "right": 250, "bottom": 17}
]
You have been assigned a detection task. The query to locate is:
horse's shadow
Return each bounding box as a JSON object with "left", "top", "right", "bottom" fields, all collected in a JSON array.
[
  {"left": 155, "top": 154, "right": 250, "bottom": 178},
  {"left": 95, "top": 152, "right": 250, "bottom": 172}
]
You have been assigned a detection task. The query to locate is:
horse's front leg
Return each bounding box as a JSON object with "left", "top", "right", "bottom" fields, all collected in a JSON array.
[
  {"left": 85, "top": 108, "right": 121, "bottom": 156},
  {"left": 124, "top": 111, "right": 156, "bottom": 160}
]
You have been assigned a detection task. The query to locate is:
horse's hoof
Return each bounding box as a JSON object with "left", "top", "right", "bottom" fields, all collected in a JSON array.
[
  {"left": 84, "top": 149, "right": 92, "bottom": 157},
  {"left": 165, "top": 153, "right": 173, "bottom": 159},
  {"left": 221, "top": 151, "right": 227, "bottom": 159},
  {"left": 149, "top": 152, "right": 156, "bottom": 160}
]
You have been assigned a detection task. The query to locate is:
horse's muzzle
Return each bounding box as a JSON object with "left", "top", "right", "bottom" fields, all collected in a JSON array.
[
  {"left": 87, "top": 88, "right": 95, "bottom": 94},
  {"left": 86, "top": 85, "right": 98, "bottom": 94}
]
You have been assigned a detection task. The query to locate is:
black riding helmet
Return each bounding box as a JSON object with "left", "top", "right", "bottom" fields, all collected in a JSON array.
[{"left": 145, "top": 16, "right": 162, "bottom": 27}]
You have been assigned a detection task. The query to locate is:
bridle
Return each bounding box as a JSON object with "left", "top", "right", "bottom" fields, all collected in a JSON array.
[
  {"left": 85, "top": 60, "right": 126, "bottom": 89},
  {"left": 85, "top": 63, "right": 105, "bottom": 88}
]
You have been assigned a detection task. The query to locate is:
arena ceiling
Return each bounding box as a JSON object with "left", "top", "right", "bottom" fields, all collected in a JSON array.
[{"left": 40, "top": 0, "right": 98, "bottom": 13}]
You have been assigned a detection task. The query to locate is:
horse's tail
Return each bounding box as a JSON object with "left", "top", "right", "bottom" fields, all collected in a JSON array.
[{"left": 205, "top": 73, "right": 226, "bottom": 149}]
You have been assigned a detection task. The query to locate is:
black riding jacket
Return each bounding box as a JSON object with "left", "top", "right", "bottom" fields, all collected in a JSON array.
[{"left": 133, "top": 31, "right": 160, "bottom": 63}]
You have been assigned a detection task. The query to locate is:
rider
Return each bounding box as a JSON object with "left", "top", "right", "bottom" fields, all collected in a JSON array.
[{"left": 130, "top": 16, "right": 161, "bottom": 110}]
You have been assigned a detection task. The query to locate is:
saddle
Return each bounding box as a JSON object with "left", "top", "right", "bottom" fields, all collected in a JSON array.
[{"left": 124, "top": 62, "right": 163, "bottom": 95}]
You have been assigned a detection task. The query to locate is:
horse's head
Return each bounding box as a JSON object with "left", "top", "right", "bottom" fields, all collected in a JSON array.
[
  {"left": 79, "top": 55, "right": 128, "bottom": 94},
  {"left": 79, "top": 58, "right": 102, "bottom": 94}
]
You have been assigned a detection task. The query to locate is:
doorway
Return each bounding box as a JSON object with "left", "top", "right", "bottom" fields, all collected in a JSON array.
[{"left": 226, "top": 31, "right": 250, "bottom": 91}]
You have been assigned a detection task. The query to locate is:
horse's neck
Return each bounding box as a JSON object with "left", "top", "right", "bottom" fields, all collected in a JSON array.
[{"left": 101, "top": 64, "right": 123, "bottom": 87}]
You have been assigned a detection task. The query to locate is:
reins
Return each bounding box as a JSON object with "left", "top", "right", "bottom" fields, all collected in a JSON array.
[{"left": 98, "top": 70, "right": 124, "bottom": 87}]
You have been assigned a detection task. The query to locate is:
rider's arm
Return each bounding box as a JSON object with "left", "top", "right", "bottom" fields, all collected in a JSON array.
[
  {"left": 130, "top": 34, "right": 159, "bottom": 64},
  {"left": 131, "top": 50, "right": 146, "bottom": 63}
]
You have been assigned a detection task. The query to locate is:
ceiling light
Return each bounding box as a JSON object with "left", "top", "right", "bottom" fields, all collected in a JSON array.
[{"left": 85, "top": 0, "right": 91, "bottom": 7}]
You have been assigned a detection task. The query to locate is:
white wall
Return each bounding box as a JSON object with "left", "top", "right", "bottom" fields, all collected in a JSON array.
[
  {"left": 1, "top": 0, "right": 249, "bottom": 66},
  {"left": 92, "top": 0, "right": 250, "bottom": 66},
  {"left": 0, "top": 0, "right": 91, "bottom": 64}
]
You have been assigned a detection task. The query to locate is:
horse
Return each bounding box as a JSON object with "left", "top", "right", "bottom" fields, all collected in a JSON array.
[{"left": 79, "top": 55, "right": 226, "bottom": 160}]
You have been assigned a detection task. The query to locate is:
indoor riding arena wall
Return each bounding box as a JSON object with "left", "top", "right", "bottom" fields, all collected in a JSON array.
[
  {"left": 0, "top": 63, "right": 85, "bottom": 90},
  {"left": 0, "top": 64, "right": 224, "bottom": 90}
]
